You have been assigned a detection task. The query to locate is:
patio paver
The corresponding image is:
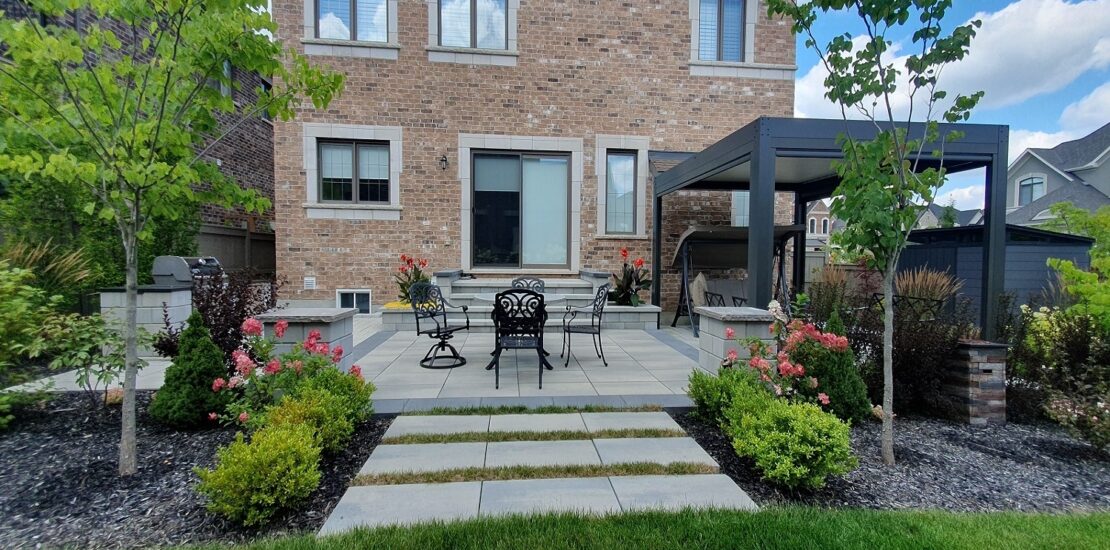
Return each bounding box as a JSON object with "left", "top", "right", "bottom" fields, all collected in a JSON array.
[
  {"left": 609, "top": 474, "right": 758, "bottom": 511},
  {"left": 384, "top": 415, "right": 490, "bottom": 438},
  {"left": 593, "top": 437, "right": 717, "bottom": 467},
  {"left": 479, "top": 477, "right": 622, "bottom": 516},
  {"left": 318, "top": 482, "right": 482, "bottom": 534},
  {"left": 487, "top": 413, "right": 587, "bottom": 433},
  {"left": 580, "top": 412, "right": 684, "bottom": 433},
  {"left": 359, "top": 442, "right": 487, "bottom": 475},
  {"left": 484, "top": 440, "right": 601, "bottom": 468}
]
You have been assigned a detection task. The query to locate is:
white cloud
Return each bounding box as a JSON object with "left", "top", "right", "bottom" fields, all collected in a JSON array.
[
  {"left": 1059, "top": 81, "right": 1110, "bottom": 135},
  {"left": 936, "top": 184, "right": 985, "bottom": 211},
  {"left": 318, "top": 13, "right": 350, "bottom": 40}
]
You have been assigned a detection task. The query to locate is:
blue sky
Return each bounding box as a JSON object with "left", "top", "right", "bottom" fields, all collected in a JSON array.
[{"left": 793, "top": 0, "right": 1110, "bottom": 210}]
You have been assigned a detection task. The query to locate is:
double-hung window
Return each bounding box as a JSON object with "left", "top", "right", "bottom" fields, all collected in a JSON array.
[
  {"left": 318, "top": 140, "right": 390, "bottom": 204},
  {"left": 439, "top": 0, "right": 508, "bottom": 49},
  {"left": 605, "top": 151, "right": 637, "bottom": 234},
  {"left": 698, "top": 0, "right": 744, "bottom": 62},
  {"left": 317, "top": 0, "right": 388, "bottom": 42},
  {"left": 1018, "top": 176, "right": 1045, "bottom": 206}
]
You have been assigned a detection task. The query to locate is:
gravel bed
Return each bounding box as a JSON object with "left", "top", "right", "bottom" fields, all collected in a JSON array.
[
  {"left": 0, "top": 392, "right": 392, "bottom": 549},
  {"left": 673, "top": 410, "right": 1110, "bottom": 512}
]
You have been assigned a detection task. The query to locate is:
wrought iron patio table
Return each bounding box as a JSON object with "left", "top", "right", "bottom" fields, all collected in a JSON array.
[{"left": 473, "top": 292, "right": 568, "bottom": 368}]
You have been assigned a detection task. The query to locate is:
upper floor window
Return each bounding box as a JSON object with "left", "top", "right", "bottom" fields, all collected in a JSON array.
[
  {"left": 605, "top": 151, "right": 637, "bottom": 234},
  {"left": 698, "top": 0, "right": 744, "bottom": 62},
  {"left": 318, "top": 140, "right": 390, "bottom": 204},
  {"left": 822, "top": 218, "right": 829, "bottom": 234},
  {"left": 439, "top": 0, "right": 507, "bottom": 49},
  {"left": 731, "top": 191, "right": 749, "bottom": 227},
  {"left": 809, "top": 217, "right": 816, "bottom": 233},
  {"left": 1018, "top": 176, "right": 1045, "bottom": 206},
  {"left": 317, "top": 0, "right": 388, "bottom": 42}
]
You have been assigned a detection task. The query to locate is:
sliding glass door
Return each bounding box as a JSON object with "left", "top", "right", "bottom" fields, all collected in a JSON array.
[{"left": 473, "top": 152, "right": 569, "bottom": 269}]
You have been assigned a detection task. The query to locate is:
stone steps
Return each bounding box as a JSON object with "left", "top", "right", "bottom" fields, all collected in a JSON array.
[{"left": 381, "top": 305, "right": 661, "bottom": 333}]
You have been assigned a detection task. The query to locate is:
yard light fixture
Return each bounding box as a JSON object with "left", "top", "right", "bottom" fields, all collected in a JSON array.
[{"left": 438, "top": 154, "right": 449, "bottom": 171}]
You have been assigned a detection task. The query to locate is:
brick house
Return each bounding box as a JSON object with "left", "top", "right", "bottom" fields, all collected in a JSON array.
[{"left": 271, "top": 0, "right": 797, "bottom": 312}]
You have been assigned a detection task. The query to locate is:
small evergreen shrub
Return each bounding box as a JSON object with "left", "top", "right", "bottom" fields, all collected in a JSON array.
[
  {"left": 150, "top": 312, "right": 230, "bottom": 428},
  {"left": 294, "top": 366, "right": 375, "bottom": 423},
  {"left": 688, "top": 367, "right": 770, "bottom": 426},
  {"left": 195, "top": 423, "right": 321, "bottom": 526},
  {"left": 265, "top": 388, "right": 353, "bottom": 453},
  {"left": 726, "top": 398, "right": 857, "bottom": 489},
  {"left": 790, "top": 311, "right": 872, "bottom": 423}
]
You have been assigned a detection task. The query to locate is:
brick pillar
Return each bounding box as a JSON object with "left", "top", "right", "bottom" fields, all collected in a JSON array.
[{"left": 945, "top": 340, "right": 1008, "bottom": 425}]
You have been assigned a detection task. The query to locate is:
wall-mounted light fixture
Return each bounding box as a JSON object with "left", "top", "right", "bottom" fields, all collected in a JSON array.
[{"left": 438, "top": 154, "right": 449, "bottom": 171}]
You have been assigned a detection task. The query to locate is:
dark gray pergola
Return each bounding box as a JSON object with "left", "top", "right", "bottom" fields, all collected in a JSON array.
[{"left": 651, "top": 116, "right": 1009, "bottom": 339}]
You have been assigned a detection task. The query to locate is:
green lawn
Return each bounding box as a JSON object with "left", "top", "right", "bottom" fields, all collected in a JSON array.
[{"left": 191, "top": 507, "right": 1110, "bottom": 549}]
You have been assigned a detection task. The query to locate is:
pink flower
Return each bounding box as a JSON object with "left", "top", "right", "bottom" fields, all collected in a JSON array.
[
  {"left": 238, "top": 412, "right": 250, "bottom": 424},
  {"left": 208, "top": 412, "right": 218, "bottom": 421},
  {"left": 726, "top": 348, "right": 738, "bottom": 363},
  {"left": 211, "top": 378, "right": 227, "bottom": 392},
  {"left": 818, "top": 393, "right": 831, "bottom": 406},
  {"left": 808, "top": 377, "right": 819, "bottom": 389},
  {"left": 291, "top": 360, "right": 304, "bottom": 374},
  {"left": 759, "top": 373, "right": 771, "bottom": 382},
  {"left": 274, "top": 320, "right": 289, "bottom": 338},
  {"left": 399, "top": 264, "right": 409, "bottom": 273},
  {"left": 419, "top": 258, "right": 428, "bottom": 268},
  {"left": 350, "top": 365, "right": 363, "bottom": 381},
  {"left": 263, "top": 359, "right": 281, "bottom": 375},
  {"left": 232, "top": 349, "right": 255, "bottom": 374},
  {"left": 228, "top": 375, "right": 244, "bottom": 389},
  {"left": 306, "top": 330, "right": 322, "bottom": 347},
  {"left": 725, "top": 327, "right": 735, "bottom": 339},
  {"left": 331, "top": 345, "right": 344, "bottom": 363},
  {"left": 241, "top": 317, "right": 263, "bottom": 337},
  {"left": 400, "top": 253, "right": 409, "bottom": 263}
]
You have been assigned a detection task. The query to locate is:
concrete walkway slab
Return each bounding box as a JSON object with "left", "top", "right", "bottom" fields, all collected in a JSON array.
[
  {"left": 485, "top": 440, "right": 601, "bottom": 468},
  {"left": 580, "top": 412, "right": 684, "bottom": 433},
  {"left": 359, "top": 442, "right": 487, "bottom": 475},
  {"left": 384, "top": 415, "right": 490, "bottom": 438},
  {"left": 480, "top": 477, "right": 621, "bottom": 517},
  {"left": 593, "top": 438, "right": 717, "bottom": 467},
  {"left": 318, "top": 482, "right": 482, "bottom": 535},
  {"left": 488, "top": 413, "right": 587, "bottom": 433},
  {"left": 610, "top": 474, "right": 758, "bottom": 512}
]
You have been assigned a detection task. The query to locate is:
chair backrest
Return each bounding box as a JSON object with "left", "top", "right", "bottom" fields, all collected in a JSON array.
[
  {"left": 492, "top": 288, "right": 546, "bottom": 338},
  {"left": 704, "top": 291, "right": 727, "bottom": 307},
  {"left": 409, "top": 282, "right": 446, "bottom": 332},
  {"left": 588, "top": 283, "right": 611, "bottom": 324},
  {"left": 511, "top": 276, "right": 546, "bottom": 292}
]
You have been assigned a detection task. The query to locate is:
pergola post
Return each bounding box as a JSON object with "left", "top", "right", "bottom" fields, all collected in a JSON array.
[
  {"left": 981, "top": 127, "right": 1009, "bottom": 340},
  {"left": 651, "top": 194, "right": 663, "bottom": 308},
  {"left": 748, "top": 131, "right": 776, "bottom": 309},
  {"left": 791, "top": 194, "right": 807, "bottom": 297}
]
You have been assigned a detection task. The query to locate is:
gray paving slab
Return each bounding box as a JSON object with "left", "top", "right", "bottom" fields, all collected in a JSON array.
[
  {"left": 551, "top": 395, "right": 626, "bottom": 408},
  {"left": 359, "top": 442, "right": 487, "bottom": 475},
  {"left": 580, "top": 412, "right": 684, "bottom": 433},
  {"left": 384, "top": 415, "right": 490, "bottom": 438},
  {"left": 488, "top": 413, "right": 586, "bottom": 433},
  {"left": 593, "top": 437, "right": 718, "bottom": 467},
  {"left": 622, "top": 394, "right": 694, "bottom": 408},
  {"left": 373, "top": 399, "right": 406, "bottom": 414},
  {"left": 484, "top": 440, "right": 601, "bottom": 468},
  {"left": 318, "top": 482, "right": 481, "bottom": 535},
  {"left": 431, "top": 397, "right": 485, "bottom": 410},
  {"left": 479, "top": 477, "right": 621, "bottom": 517},
  {"left": 481, "top": 396, "right": 555, "bottom": 408},
  {"left": 609, "top": 474, "right": 758, "bottom": 512}
]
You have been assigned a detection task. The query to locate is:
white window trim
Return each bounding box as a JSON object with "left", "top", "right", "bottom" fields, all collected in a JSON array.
[
  {"left": 336, "top": 288, "right": 373, "bottom": 313},
  {"left": 595, "top": 135, "right": 650, "bottom": 238},
  {"left": 458, "top": 133, "right": 583, "bottom": 273},
  {"left": 302, "top": 0, "right": 400, "bottom": 60},
  {"left": 425, "top": 0, "right": 519, "bottom": 66},
  {"left": 687, "top": 0, "right": 796, "bottom": 79},
  {"left": 1015, "top": 172, "right": 1047, "bottom": 207},
  {"left": 302, "top": 123, "right": 403, "bottom": 220}
]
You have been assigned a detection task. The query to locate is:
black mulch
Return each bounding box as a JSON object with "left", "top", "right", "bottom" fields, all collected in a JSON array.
[
  {"left": 0, "top": 392, "right": 393, "bottom": 549},
  {"left": 672, "top": 410, "right": 1110, "bottom": 512}
]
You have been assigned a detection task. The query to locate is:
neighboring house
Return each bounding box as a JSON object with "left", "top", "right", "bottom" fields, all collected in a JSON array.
[
  {"left": 805, "top": 200, "right": 833, "bottom": 250},
  {"left": 271, "top": 0, "right": 797, "bottom": 311},
  {"left": 0, "top": 1, "right": 276, "bottom": 274},
  {"left": 1007, "top": 122, "right": 1110, "bottom": 227}
]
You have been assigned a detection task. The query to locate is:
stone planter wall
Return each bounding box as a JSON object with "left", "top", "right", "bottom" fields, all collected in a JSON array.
[
  {"left": 255, "top": 308, "right": 357, "bottom": 369},
  {"left": 694, "top": 307, "right": 775, "bottom": 373},
  {"left": 944, "top": 340, "right": 1008, "bottom": 425}
]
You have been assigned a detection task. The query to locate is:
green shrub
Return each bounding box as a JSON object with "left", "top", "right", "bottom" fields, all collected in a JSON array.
[
  {"left": 150, "top": 312, "right": 231, "bottom": 428},
  {"left": 726, "top": 398, "right": 857, "bottom": 490},
  {"left": 688, "top": 367, "right": 770, "bottom": 426},
  {"left": 294, "top": 366, "right": 375, "bottom": 423},
  {"left": 265, "top": 388, "right": 353, "bottom": 453},
  {"left": 195, "top": 423, "right": 321, "bottom": 526},
  {"left": 791, "top": 311, "right": 872, "bottom": 423}
]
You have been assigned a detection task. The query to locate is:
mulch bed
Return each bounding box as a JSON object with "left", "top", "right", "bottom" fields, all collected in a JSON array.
[
  {"left": 673, "top": 410, "right": 1110, "bottom": 512},
  {"left": 0, "top": 391, "right": 392, "bottom": 549}
]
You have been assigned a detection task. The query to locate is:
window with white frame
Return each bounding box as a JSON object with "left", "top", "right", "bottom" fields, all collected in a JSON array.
[
  {"left": 604, "top": 151, "right": 637, "bottom": 234},
  {"left": 317, "top": 0, "right": 388, "bottom": 42},
  {"left": 336, "top": 289, "right": 372, "bottom": 313},
  {"left": 439, "top": 0, "right": 507, "bottom": 49},
  {"left": 1018, "top": 176, "right": 1045, "bottom": 206},
  {"left": 822, "top": 218, "right": 829, "bottom": 234},
  {"left": 809, "top": 217, "right": 816, "bottom": 233},
  {"left": 698, "top": 0, "right": 744, "bottom": 62}
]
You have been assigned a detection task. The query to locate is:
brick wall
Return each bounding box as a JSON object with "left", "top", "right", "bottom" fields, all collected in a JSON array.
[{"left": 272, "top": 0, "right": 796, "bottom": 310}]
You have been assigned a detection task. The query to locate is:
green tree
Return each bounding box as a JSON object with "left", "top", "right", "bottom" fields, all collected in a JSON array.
[
  {"left": 938, "top": 198, "right": 958, "bottom": 228},
  {"left": 767, "top": 0, "right": 982, "bottom": 465},
  {"left": 149, "top": 312, "right": 229, "bottom": 428},
  {"left": 1043, "top": 203, "right": 1110, "bottom": 322},
  {"left": 0, "top": 0, "right": 343, "bottom": 475}
]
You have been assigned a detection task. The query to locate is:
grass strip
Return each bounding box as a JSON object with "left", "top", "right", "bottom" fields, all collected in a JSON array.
[
  {"left": 352, "top": 461, "right": 717, "bottom": 486},
  {"left": 400, "top": 404, "right": 663, "bottom": 416},
  {"left": 185, "top": 508, "right": 1110, "bottom": 550},
  {"left": 380, "top": 428, "right": 686, "bottom": 444}
]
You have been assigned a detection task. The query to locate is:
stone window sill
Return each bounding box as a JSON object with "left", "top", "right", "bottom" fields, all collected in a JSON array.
[
  {"left": 303, "top": 203, "right": 402, "bottom": 220},
  {"left": 302, "top": 38, "right": 400, "bottom": 60},
  {"left": 427, "top": 45, "right": 518, "bottom": 66},
  {"left": 688, "top": 60, "right": 796, "bottom": 80},
  {"left": 594, "top": 234, "right": 651, "bottom": 241}
]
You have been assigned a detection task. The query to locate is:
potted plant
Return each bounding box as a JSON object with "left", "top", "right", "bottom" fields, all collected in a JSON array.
[
  {"left": 389, "top": 254, "right": 430, "bottom": 307},
  {"left": 609, "top": 248, "right": 652, "bottom": 306}
]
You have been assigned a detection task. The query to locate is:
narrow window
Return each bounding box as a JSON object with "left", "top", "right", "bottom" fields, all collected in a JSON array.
[
  {"left": 337, "top": 290, "right": 372, "bottom": 313},
  {"left": 317, "top": 0, "right": 388, "bottom": 42},
  {"left": 822, "top": 218, "right": 829, "bottom": 234},
  {"left": 1018, "top": 176, "right": 1045, "bottom": 206},
  {"left": 605, "top": 151, "right": 637, "bottom": 234},
  {"left": 440, "top": 0, "right": 507, "bottom": 50},
  {"left": 220, "top": 61, "right": 232, "bottom": 97},
  {"left": 698, "top": 0, "right": 744, "bottom": 62},
  {"left": 809, "top": 218, "right": 816, "bottom": 233},
  {"left": 318, "top": 140, "right": 390, "bottom": 204},
  {"left": 731, "top": 191, "right": 749, "bottom": 227}
]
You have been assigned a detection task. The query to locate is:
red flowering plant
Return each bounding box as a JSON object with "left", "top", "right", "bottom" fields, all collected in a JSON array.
[
  {"left": 609, "top": 248, "right": 652, "bottom": 306},
  {"left": 394, "top": 254, "right": 431, "bottom": 303}
]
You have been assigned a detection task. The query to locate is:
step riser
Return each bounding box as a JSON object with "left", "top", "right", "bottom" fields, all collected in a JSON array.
[{"left": 382, "top": 311, "right": 659, "bottom": 332}]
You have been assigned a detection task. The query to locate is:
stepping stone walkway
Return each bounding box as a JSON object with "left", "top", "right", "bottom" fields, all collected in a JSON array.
[{"left": 320, "top": 412, "right": 757, "bottom": 536}]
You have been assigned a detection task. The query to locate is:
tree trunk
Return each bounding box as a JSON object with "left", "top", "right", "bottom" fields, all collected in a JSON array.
[
  {"left": 881, "top": 268, "right": 896, "bottom": 466},
  {"left": 119, "top": 224, "right": 139, "bottom": 476}
]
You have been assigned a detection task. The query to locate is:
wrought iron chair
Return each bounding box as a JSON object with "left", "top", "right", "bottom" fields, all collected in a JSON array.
[
  {"left": 409, "top": 282, "right": 470, "bottom": 369},
  {"left": 732, "top": 296, "right": 748, "bottom": 307},
  {"left": 561, "top": 283, "right": 611, "bottom": 367},
  {"left": 486, "top": 289, "right": 551, "bottom": 389},
  {"left": 511, "top": 276, "right": 546, "bottom": 292},
  {"left": 704, "top": 291, "right": 727, "bottom": 307}
]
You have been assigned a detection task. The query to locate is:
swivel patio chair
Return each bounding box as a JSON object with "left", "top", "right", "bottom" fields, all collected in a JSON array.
[
  {"left": 511, "top": 276, "right": 546, "bottom": 292},
  {"left": 409, "top": 282, "right": 470, "bottom": 369},
  {"left": 486, "top": 288, "right": 551, "bottom": 389},
  {"left": 561, "top": 283, "right": 611, "bottom": 367}
]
